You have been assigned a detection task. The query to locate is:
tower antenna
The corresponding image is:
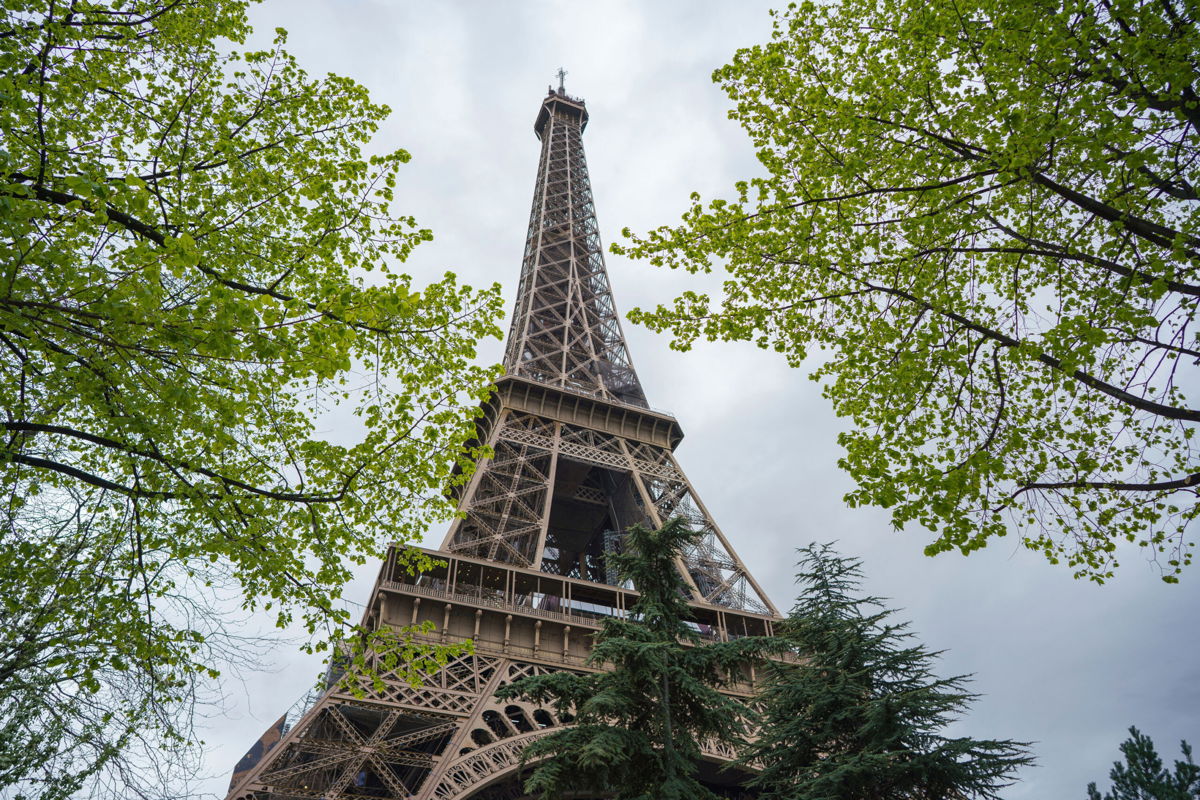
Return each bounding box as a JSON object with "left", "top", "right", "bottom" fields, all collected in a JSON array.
[{"left": 556, "top": 66, "right": 567, "bottom": 93}]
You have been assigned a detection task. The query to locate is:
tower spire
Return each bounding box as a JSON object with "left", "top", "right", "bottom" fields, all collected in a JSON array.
[
  {"left": 555, "top": 67, "right": 567, "bottom": 93},
  {"left": 504, "top": 86, "right": 648, "bottom": 407}
]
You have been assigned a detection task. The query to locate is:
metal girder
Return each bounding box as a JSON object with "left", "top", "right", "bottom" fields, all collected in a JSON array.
[{"left": 503, "top": 89, "right": 646, "bottom": 408}]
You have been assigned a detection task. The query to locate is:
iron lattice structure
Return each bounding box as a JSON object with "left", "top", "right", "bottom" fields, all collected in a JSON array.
[
  {"left": 503, "top": 90, "right": 645, "bottom": 408},
  {"left": 226, "top": 86, "right": 778, "bottom": 800}
]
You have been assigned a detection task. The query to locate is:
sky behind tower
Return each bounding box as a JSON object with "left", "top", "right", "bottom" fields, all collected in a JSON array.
[{"left": 201, "top": 3, "right": 1200, "bottom": 798}]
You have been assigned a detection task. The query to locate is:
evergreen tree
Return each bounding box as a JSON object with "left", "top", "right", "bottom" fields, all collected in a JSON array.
[
  {"left": 496, "top": 518, "right": 774, "bottom": 800},
  {"left": 1088, "top": 727, "right": 1200, "bottom": 800},
  {"left": 740, "top": 543, "right": 1032, "bottom": 799}
]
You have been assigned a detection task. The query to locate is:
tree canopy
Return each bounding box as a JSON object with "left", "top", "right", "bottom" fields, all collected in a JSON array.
[
  {"left": 618, "top": 0, "right": 1200, "bottom": 581},
  {"left": 740, "top": 544, "right": 1031, "bottom": 799},
  {"left": 0, "top": 0, "right": 501, "bottom": 795},
  {"left": 495, "top": 519, "right": 772, "bottom": 800},
  {"left": 1089, "top": 727, "right": 1200, "bottom": 800}
]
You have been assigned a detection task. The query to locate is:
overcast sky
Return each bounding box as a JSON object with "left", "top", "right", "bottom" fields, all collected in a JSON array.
[{"left": 199, "top": 3, "right": 1200, "bottom": 798}]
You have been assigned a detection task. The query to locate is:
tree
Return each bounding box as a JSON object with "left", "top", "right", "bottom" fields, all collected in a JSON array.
[
  {"left": 495, "top": 519, "right": 774, "bottom": 800},
  {"left": 1089, "top": 727, "right": 1200, "bottom": 800},
  {"left": 740, "top": 543, "right": 1031, "bottom": 799},
  {"left": 618, "top": 0, "right": 1200, "bottom": 582},
  {"left": 1, "top": 1, "right": 502, "bottom": 795}
]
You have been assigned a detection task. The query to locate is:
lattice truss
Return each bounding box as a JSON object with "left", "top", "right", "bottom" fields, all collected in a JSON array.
[
  {"left": 445, "top": 414, "right": 555, "bottom": 567},
  {"left": 445, "top": 412, "right": 772, "bottom": 615},
  {"left": 503, "top": 92, "right": 646, "bottom": 408},
  {"left": 229, "top": 655, "right": 586, "bottom": 800},
  {"left": 229, "top": 653, "right": 748, "bottom": 800}
]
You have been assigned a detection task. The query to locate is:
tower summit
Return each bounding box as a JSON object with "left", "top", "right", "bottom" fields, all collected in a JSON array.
[
  {"left": 226, "top": 85, "right": 778, "bottom": 800},
  {"left": 506, "top": 82, "right": 645, "bottom": 408}
]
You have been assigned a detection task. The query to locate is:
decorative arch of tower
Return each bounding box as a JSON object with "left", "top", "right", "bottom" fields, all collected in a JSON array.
[{"left": 226, "top": 85, "right": 779, "bottom": 800}]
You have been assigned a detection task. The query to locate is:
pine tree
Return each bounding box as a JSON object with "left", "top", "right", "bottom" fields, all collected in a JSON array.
[
  {"left": 1088, "top": 727, "right": 1200, "bottom": 800},
  {"left": 740, "top": 543, "right": 1032, "bottom": 799},
  {"left": 495, "top": 518, "right": 774, "bottom": 800}
]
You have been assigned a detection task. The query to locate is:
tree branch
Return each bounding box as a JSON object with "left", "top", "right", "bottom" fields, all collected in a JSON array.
[
  {"left": 7, "top": 453, "right": 179, "bottom": 500},
  {"left": 4, "top": 172, "right": 410, "bottom": 337},
  {"left": 1029, "top": 168, "right": 1200, "bottom": 258},
  {"left": 982, "top": 215, "right": 1200, "bottom": 296},
  {"left": 1013, "top": 472, "right": 1200, "bottom": 497},
  {"left": 3, "top": 421, "right": 345, "bottom": 504},
  {"left": 772, "top": 257, "right": 1200, "bottom": 422}
]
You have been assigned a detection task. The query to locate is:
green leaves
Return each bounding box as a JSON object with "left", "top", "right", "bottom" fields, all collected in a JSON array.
[
  {"left": 742, "top": 544, "right": 1033, "bottom": 800},
  {"left": 620, "top": 0, "right": 1200, "bottom": 582},
  {"left": 501, "top": 538, "right": 1028, "bottom": 800},
  {"left": 496, "top": 520, "right": 775, "bottom": 800},
  {"left": 0, "top": 0, "right": 503, "bottom": 796}
]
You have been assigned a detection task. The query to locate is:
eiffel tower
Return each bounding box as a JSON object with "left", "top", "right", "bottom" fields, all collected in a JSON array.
[{"left": 226, "top": 81, "right": 780, "bottom": 800}]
